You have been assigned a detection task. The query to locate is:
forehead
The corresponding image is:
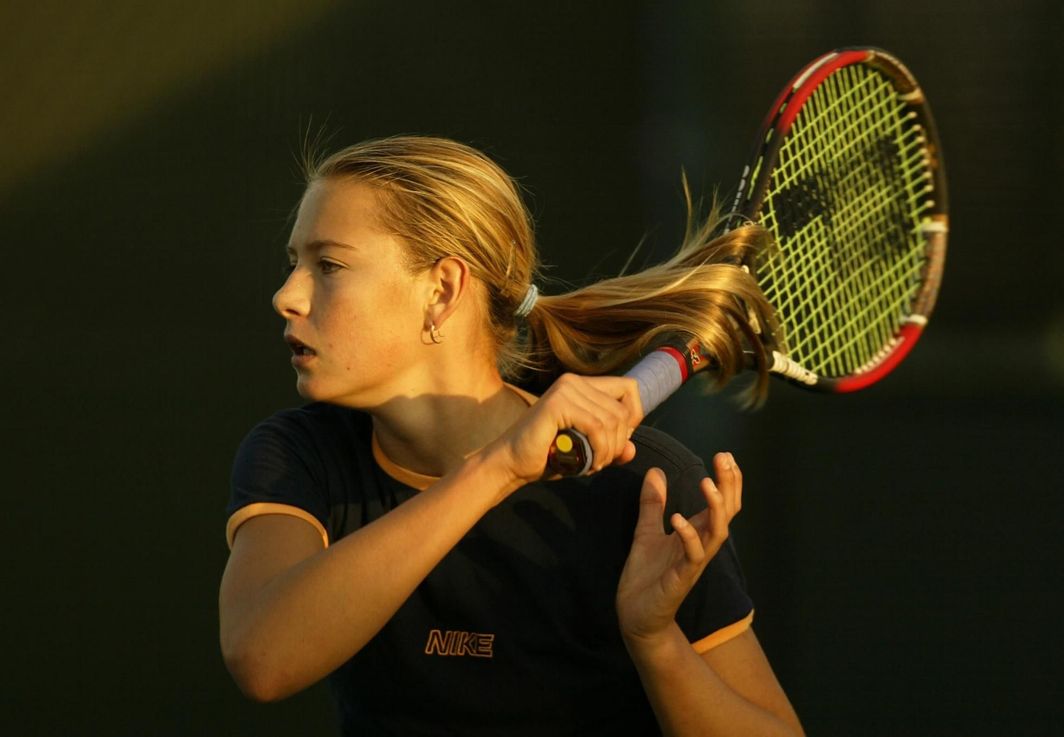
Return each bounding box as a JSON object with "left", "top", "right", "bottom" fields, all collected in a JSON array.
[{"left": 289, "top": 178, "right": 387, "bottom": 247}]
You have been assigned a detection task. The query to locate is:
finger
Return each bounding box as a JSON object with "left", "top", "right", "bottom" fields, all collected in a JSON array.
[
  {"left": 566, "top": 377, "right": 638, "bottom": 471},
  {"left": 634, "top": 467, "right": 667, "bottom": 536},
  {"left": 578, "top": 376, "right": 634, "bottom": 463},
  {"left": 584, "top": 375, "right": 645, "bottom": 427},
  {"left": 614, "top": 439, "right": 637, "bottom": 467},
  {"left": 549, "top": 376, "right": 618, "bottom": 470},
  {"left": 730, "top": 453, "right": 743, "bottom": 514},
  {"left": 616, "top": 375, "right": 645, "bottom": 427},
  {"left": 728, "top": 453, "right": 742, "bottom": 515},
  {"left": 701, "top": 476, "right": 728, "bottom": 543},
  {"left": 671, "top": 513, "right": 706, "bottom": 563},
  {"left": 576, "top": 412, "right": 614, "bottom": 473},
  {"left": 713, "top": 452, "right": 741, "bottom": 519},
  {"left": 547, "top": 375, "right": 640, "bottom": 472}
]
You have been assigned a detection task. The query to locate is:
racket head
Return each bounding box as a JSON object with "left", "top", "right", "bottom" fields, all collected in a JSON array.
[{"left": 732, "top": 48, "right": 948, "bottom": 392}]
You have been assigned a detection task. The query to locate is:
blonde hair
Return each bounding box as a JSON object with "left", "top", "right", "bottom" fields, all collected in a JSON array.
[{"left": 304, "top": 135, "right": 777, "bottom": 402}]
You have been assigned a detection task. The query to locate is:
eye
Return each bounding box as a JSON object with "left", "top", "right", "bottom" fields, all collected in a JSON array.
[
  {"left": 281, "top": 261, "right": 296, "bottom": 278},
  {"left": 318, "top": 259, "right": 343, "bottom": 274}
]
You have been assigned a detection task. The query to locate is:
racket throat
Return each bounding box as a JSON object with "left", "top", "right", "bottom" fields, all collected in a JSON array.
[{"left": 767, "top": 351, "right": 818, "bottom": 386}]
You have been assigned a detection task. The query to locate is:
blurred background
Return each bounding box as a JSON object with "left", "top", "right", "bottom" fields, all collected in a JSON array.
[{"left": 3, "top": 1, "right": 1061, "bottom": 735}]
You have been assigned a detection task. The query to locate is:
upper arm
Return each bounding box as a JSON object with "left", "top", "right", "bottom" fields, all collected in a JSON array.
[
  {"left": 219, "top": 514, "right": 326, "bottom": 649},
  {"left": 700, "top": 627, "right": 805, "bottom": 736}
]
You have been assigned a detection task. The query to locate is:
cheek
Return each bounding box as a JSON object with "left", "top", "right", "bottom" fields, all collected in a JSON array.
[
  {"left": 311, "top": 295, "right": 360, "bottom": 363},
  {"left": 322, "top": 303, "right": 411, "bottom": 372},
  {"left": 379, "top": 277, "right": 429, "bottom": 334},
  {"left": 319, "top": 276, "right": 426, "bottom": 369}
]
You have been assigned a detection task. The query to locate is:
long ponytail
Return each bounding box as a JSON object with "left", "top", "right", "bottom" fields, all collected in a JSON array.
[{"left": 522, "top": 187, "right": 777, "bottom": 403}]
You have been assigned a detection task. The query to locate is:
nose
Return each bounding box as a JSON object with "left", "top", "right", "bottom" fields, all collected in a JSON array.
[{"left": 272, "top": 269, "right": 311, "bottom": 318}]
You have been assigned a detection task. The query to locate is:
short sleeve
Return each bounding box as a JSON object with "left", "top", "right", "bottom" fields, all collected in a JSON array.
[{"left": 227, "top": 413, "right": 331, "bottom": 549}]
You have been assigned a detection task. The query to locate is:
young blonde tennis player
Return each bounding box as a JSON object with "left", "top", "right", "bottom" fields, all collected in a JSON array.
[{"left": 220, "top": 136, "right": 803, "bottom": 736}]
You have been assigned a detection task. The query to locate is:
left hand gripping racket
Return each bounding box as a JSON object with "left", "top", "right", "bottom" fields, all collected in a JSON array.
[{"left": 548, "top": 47, "right": 948, "bottom": 476}]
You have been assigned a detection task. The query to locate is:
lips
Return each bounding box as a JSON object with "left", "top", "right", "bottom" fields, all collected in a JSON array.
[{"left": 285, "top": 334, "right": 317, "bottom": 357}]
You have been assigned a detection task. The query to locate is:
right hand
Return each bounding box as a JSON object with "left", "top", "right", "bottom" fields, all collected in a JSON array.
[{"left": 483, "top": 373, "right": 644, "bottom": 493}]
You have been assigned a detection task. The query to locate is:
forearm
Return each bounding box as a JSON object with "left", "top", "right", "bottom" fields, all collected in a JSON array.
[
  {"left": 222, "top": 449, "right": 517, "bottom": 700},
  {"left": 625, "top": 624, "right": 803, "bottom": 737}
]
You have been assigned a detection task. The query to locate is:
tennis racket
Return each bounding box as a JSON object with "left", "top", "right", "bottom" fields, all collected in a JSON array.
[{"left": 548, "top": 47, "right": 948, "bottom": 476}]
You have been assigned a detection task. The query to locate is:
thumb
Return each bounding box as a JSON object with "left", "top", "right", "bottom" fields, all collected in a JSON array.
[{"left": 634, "top": 467, "right": 667, "bottom": 536}]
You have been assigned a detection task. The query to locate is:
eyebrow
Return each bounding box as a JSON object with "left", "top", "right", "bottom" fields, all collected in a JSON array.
[{"left": 285, "top": 239, "right": 358, "bottom": 256}]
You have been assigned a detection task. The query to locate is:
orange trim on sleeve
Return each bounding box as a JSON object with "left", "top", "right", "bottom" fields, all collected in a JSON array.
[
  {"left": 226, "top": 502, "right": 329, "bottom": 550},
  {"left": 691, "top": 610, "right": 755, "bottom": 654}
]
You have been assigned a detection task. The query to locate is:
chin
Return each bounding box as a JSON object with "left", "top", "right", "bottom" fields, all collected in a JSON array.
[
  {"left": 294, "top": 376, "right": 325, "bottom": 402},
  {"left": 295, "top": 376, "right": 362, "bottom": 408}
]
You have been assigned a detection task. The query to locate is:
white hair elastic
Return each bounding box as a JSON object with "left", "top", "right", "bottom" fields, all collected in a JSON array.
[{"left": 514, "top": 284, "right": 538, "bottom": 318}]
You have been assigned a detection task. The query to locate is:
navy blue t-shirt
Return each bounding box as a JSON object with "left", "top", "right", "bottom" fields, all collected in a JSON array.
[{"left": 228, "top": 402, "right": 753, "bottom": 736}]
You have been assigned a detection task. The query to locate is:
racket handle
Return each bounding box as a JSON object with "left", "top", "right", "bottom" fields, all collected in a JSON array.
[{"left": 546, "top": 349, "right": 688, "bottom": 476}]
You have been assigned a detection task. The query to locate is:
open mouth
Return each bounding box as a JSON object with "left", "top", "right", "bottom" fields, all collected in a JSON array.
[{"left": 285, "top": 336, "right": 317, "bottom": 357}]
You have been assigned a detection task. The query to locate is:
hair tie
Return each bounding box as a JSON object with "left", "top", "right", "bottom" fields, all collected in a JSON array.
[{"left": 514, "top": 284, "right": 538, "bottom": 318}]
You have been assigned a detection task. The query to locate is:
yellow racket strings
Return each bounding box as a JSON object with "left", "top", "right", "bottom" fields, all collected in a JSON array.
[{"left": 757, "top": 64, "right": 933, "bottom": 378}]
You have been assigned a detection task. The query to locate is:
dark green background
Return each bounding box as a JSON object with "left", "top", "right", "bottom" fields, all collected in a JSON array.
[{"left": 4, "top": 1, "right": 1061, "bottom": 734}]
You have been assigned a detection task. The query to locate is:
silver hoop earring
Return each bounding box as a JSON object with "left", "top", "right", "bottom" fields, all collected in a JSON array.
[{"left": 430, "top": 322, "right": 443, "bottom": 344}]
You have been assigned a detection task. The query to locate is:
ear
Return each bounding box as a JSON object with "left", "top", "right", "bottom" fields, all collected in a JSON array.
[{"left": 424, "top": 256, "right": 471, "bottom": 330}]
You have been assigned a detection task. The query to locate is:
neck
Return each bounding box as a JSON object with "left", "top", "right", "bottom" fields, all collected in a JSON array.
[{"left": 369, "top": 370, "right": 530, "bottom": 478}]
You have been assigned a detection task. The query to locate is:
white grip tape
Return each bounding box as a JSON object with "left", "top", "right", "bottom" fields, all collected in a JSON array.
[{"left": 625, "top": 350, "right": 686, "bottom": 417}]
